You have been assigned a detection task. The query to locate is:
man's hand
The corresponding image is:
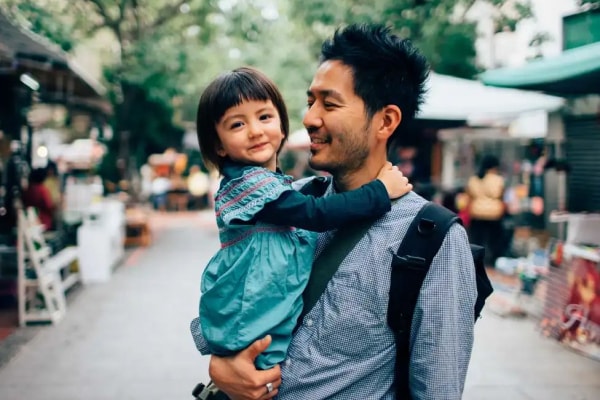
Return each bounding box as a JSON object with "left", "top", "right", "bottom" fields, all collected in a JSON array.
[
  {"left": 209, "top": 335, "right": 282, "bottom": 400},
  {"left": 377, "top": 161, "right": 413, "bottom": 199}
]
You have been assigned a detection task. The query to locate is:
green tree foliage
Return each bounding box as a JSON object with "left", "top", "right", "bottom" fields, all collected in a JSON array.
[
  {"left": 288, "top": 0, "right": 533, "bottom": 79},
  {"left": 2, "top": 0, "right": 221, "bottom": 173},
  {"left": 3, "top": 0, "right": 547, "bottom": 160},
  {"left": 1, "top": 0, "right": 76, "bottom": 51},
  {"left": 178, "top": 1, "right": 317, "bottom": 132}
]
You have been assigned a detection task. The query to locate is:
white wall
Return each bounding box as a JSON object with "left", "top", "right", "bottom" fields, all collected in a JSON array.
[{"left": 469, "top": 0, "right": 580, "bottom": 70}]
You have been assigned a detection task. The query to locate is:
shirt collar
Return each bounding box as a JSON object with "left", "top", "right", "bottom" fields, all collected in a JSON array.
[{"left": 221, "top": 159, "right": 283, "bottom": 180}]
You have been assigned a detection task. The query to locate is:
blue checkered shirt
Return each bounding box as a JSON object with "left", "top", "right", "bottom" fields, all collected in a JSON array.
[{"left": 191, "top": 188, "right": 476, "bottom": 399}]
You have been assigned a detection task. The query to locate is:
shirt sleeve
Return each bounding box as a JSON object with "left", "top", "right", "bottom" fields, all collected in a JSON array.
[
  {"left": 255, "top": 179, "right": 391, "bottom": 232},
  {"left": 408, "top": 223, "right": 476, "bottom": 400},
  {"left": 190, "top": 317, "right": 212, "bottom": 355}
]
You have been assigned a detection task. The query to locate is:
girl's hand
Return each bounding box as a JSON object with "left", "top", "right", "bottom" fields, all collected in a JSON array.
[{"left": 377, "top": 162, "right": 413, "bottom": 199}]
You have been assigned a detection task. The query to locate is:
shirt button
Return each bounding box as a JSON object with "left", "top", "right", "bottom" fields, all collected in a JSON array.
[
  {"left": 285, "top": 359, "right": 291, "bottom": 366},
  {"left": 306, "top": 319, "right": 314, "bottom": 327}
]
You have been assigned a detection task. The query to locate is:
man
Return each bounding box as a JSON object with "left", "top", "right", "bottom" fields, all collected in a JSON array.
[{"left": 198, "top": 23, "right": 477, "bottom": 399}]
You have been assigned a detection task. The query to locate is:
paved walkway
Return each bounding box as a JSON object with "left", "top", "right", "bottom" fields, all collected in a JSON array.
[{"left": 0, "top": 211, "right": 598, "bottom": 400}]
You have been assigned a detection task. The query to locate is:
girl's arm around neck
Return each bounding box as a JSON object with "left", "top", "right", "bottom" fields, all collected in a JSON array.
[{"left": 254, "top": 179, "right": 390, "bottom": 232}]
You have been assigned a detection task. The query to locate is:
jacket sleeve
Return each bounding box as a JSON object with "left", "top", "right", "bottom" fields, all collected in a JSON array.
[
  {"left": 254, "top": 179, "right": 391, "bottom": 232},
  {"left": 408, "top": 224, "right": 477, "bottom": 399}
]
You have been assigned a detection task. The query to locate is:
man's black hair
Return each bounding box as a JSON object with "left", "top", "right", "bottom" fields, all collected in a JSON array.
[{"left": 319, "top": 23, "right": 429, "bottom": 144}]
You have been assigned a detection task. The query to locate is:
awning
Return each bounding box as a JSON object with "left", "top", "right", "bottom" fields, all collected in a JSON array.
[
  {"left": 418, "top": 72, "right": 564, "bottom": 121},
  {"left": 479, "top": 42, "right": 600, "bottom": 95},
  {"left": 0, "top": 11, "right": 109, "bottom": 113}
]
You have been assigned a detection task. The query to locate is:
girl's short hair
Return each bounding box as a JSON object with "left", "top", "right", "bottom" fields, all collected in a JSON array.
[{"left": 196, "top": 67, "right": 289, "bottom": 173}]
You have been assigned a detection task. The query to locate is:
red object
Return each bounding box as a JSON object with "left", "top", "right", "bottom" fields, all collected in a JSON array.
[
  {"left": 22, "top": 183, "right": 54, "bottom": 230},
  {"left": 458, "top": 209, "right": 471, "bottom": 228}
]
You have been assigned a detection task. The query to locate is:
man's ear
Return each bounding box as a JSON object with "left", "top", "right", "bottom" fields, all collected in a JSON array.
[{"left": 376, "top": 105, "right": 402, "bottom": 140}]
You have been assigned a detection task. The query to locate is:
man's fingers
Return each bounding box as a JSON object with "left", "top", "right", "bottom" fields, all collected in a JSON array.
[
  {"left": 245, "top": 335, "right": 272, "bottom": 361},
  {"left": 257, "top": 364, "right": 281, "bottom": 398},
  {"left": 258, "top": 376, "right": 281, "bottom": 400},
  {"left": 261, "top": 388, "right": 279, "bottom": 399}
]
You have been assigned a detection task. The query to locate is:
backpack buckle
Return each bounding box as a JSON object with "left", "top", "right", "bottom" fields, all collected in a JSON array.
[{"left": 393, "top": 254, "right": 427, "bottom": 270}]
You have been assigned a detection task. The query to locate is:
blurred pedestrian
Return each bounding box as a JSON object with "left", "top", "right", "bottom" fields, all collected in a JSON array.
[
  {"left": 467, "top": 154, "right": 506, "bottom": 266},
  {"left": 43, "top": 162, "right": 61, "bottom": 208},
  {"left": 150, "top": 174, "right": 170, "bottom": 211},
  {"left": 42, "top": 161, "right": 62, "bottom": 226},
  {"left": 139, "top": 163, "right": 153, "bottom": 203},
  {"left": 22, "top": 168, "right": 54, "bottom": 231}
]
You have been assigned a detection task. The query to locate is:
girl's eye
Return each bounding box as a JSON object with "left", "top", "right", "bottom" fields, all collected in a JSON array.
[
  {"left": 259, "top": 114, "right": 273, "bottom": 121},
  {"left": 230, "top": 121, "right": 243, "bottom": 129}
]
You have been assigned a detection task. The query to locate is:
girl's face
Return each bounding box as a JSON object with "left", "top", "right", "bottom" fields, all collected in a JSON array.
[{"left": 216, "top": 99, "right": 284, "bottom": 171}]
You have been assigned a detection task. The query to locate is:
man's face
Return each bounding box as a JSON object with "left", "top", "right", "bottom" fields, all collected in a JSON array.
[{"left": 304, "top": 60, "right": 373, "bottom": 176}]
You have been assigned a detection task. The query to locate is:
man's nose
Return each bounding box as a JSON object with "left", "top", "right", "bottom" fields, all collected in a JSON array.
[{"left": 303, "top": 104, "right": 322, "bottom": 132}]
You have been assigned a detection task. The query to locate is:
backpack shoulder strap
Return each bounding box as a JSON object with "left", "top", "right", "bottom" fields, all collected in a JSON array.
[
  {"left": 297, "top": 217, "right": 374, "bottom": 329},
  {"left": 388, "top": 201, "right": 459, "bottom": 399}
]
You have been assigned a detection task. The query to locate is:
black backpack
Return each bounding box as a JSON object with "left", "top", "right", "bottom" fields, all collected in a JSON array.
[{"left": 388, "top": 201, "right": 493, "bottom": 400}]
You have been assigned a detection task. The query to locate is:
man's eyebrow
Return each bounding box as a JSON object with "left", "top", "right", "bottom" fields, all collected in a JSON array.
[{"left": 306, "top": 89, "right": 344, "bottom": 102}]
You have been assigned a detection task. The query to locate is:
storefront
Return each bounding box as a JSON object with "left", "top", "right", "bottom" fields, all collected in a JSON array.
[
  {"left": 480, "top": 7, "right": 600, "bottom": 360},
  {"left": 414, "top": 73, "right": 563, "bottom": 199},
  {"left": 0, "top": 11, "right": 111, "bottom": 321},
  {"left": 541, "top": 214, "right": 600, "bottom": 361},
  {"left": 564, "top": 116, "right": 600, "bottom": 213},
  {"left": 440, "top": 131, "right": 543, "bottom": 222}
]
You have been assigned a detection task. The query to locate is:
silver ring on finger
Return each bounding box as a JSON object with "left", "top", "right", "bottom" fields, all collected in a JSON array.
[{"left": 266, "top": 382, "right": 274, "bottom": 393}]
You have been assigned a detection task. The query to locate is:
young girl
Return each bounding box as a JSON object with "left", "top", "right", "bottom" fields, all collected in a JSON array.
[{"left": 191, "top": 67, "right": 412, "bottom": 369}]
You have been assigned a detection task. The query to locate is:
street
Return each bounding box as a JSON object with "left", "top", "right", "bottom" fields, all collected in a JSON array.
[{"left": 0, "top": 211, "right": 598, "bottom": 400}]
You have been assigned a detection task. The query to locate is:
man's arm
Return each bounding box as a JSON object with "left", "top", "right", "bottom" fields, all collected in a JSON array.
[
  {"left": 254, "top": 180, "right": 390, "bottom": 232},
  {"left": 408, "top": 224, "right": 477, "bottom": 399}
]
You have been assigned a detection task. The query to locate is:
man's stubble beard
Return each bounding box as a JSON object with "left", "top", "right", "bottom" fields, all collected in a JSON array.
[{"left": 308, "top": 131, "right": 370, "bottom": 180}]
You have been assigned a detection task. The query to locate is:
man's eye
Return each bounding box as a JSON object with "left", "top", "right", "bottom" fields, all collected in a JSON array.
[{"left": 324, "top": 102, "right": 336, "bottom": 108}]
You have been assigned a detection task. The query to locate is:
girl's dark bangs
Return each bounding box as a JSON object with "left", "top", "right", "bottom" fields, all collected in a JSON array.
[{"left": 211, "top": 74, "right": 271, "bottom": 123}]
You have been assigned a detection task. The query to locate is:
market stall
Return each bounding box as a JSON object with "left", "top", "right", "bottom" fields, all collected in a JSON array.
[{"left": 540, "top": 212, "right": 600, "bottom": 361}]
